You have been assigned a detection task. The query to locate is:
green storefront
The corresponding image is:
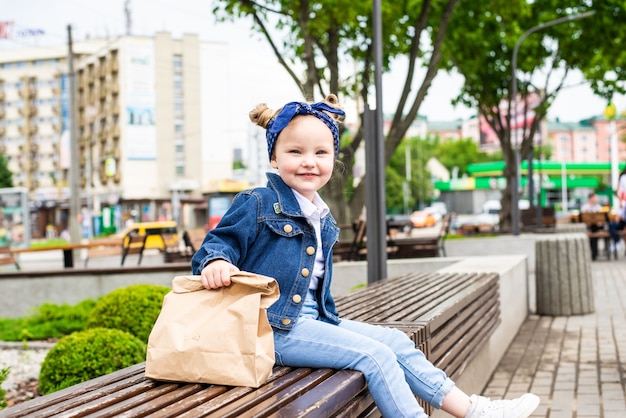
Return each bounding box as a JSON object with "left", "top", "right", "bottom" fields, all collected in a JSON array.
[{"left": 434, "top": 161, "right": 623, "bottom": 209}]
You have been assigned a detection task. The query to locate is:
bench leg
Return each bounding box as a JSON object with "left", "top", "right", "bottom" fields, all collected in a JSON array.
[{"left": 62, "top": 249, "right": 74, "bottom": 268}]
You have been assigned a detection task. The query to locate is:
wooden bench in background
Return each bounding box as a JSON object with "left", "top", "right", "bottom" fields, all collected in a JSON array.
[
  {"left": 120, "top": 232, "right": 148, "bottom": 266},
  {"left": 521, "top": 207, "right": 556, "bottom": 232},
  {"left": 163, "top": 229, "right": 207, "bottom": 263},
  {"left": 333, "top": 219, "right": 367, "bottom": 262},
  {"left": 580, "top": 211, "right": 614, "bottom": 260},
  {"left": 0, "top": 271, "right": 500, "bottom": 418},
  {"left": 0, "top": 246, "right": 20, "bottom": 270},
  {"left": 387, "top": 214, "right": 451, "bottom": 258}
]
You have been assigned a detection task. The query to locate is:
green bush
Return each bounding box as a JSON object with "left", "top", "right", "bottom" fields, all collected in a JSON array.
[
  {"left": 0, "top": 299, "right": 97, "bottom": 342},
  {"left": 0, "top": 367, "right": 9, "bottom": 410},
  {"left": 38, "top": 328, "right": 146, "bottom": 394},
  {"left": 86, "top": 284, "right": 169, "bottom": 342}
]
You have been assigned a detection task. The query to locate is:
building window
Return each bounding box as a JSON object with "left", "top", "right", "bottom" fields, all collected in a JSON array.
[{"left": 173, "top": 55, "right": 183, "bottom": 73}]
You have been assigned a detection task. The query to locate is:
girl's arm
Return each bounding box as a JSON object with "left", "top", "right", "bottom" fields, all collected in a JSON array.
[{"left": 191, "top": 192, "right": 259, "bottom": 279}]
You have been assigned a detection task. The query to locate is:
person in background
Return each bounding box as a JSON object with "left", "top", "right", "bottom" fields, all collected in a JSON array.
[
  {"left": 191, "top": 94, "right": 540, "bottom": 418},
  {"left": 581, "top": 192, "right": 605, "bottom": 260}
]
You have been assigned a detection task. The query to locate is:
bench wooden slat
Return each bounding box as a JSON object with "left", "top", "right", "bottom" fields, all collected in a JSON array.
[
  {"left": 202, "top": 368, "right": 335, "bottom": 418},
  {"left": 145, "top": 385, "right": 229, "bottom": 418},
  {"left": 89, "top": 383, "right": 204, "bottom": 418},
  {"left": 1, "top": 363, "right": 146, "bottom": 417},
  {"left": 272, "top": 370, "right": 366, "bottom": 418},
  {"left": 435, "top": 307, "right": 500, "bottom": 379},
  {"left": 331, "top": 390, "right": 379, "bottom": 418}
]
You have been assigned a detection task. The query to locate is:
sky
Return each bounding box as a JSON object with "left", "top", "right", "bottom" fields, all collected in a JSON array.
[{"left": 2, "top": 0, "right": 624, "bottom": 122}]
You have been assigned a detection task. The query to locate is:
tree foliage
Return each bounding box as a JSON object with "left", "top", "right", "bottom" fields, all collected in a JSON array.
[
  {"left": 212, "top": 0, "right": 626, "bottom": 228},
  {"left": 441, "top": 0, "right": 626, "bottom": 230},
  {"left": 212, "top": 0, "right": 461, "bottom": 223},
  {"left": 385, "top": 137, "right": 498, "bottom": 213},
  {"left": 0, "top": 157, "right": 12, "bottom": 189}
]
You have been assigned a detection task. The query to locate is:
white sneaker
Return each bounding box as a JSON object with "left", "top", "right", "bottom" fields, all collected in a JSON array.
[{"left": 464, "top": 393, "right": 540, "bottom": 418}]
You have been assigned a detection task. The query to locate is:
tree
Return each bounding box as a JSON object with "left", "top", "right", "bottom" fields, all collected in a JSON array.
[
  {"left": 442, "top": 0, "right": 626, "bottom": 231},
  {"left": 0, "top": 157, "right": 12, "bottom": 188},
  {"left": 212, "top": 0, "right": 461, "bottom": 223},
  {"left": 432, "top": 137, "right": 498, "bottom": 177},
  {"left": 386, "top": 137, "right": 436, "bottom": 213}
]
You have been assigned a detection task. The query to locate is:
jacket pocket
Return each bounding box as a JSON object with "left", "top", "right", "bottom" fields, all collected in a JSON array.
[{"left": 265, "top": 219, "right": 304, "bottom": 238}]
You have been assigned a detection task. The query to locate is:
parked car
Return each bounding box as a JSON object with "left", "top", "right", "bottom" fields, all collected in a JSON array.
[{"left": 410, "top": 210, "right": 437, "bottom": 228}]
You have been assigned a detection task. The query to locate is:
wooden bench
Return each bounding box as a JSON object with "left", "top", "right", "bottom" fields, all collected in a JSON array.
[
  {"left": 1, "top": 271, "right": 500, "bottom": 417},
  {"left": 387, "top": 214, "right": 451, "bottom": 258},
  {"left": 120, "top": 232, "right": 148, "bottom": 266},
  {"left": 580, "top": 211, "right": 614, "bottom": 260},
  {"left": 0, "top": 245, "right": 19, "bottom": 270},
  {"left": 163, "top": 229, "right": 207, "bottom": 263},
  {"left": 333, "top": 219, "right": 367, "bottom": 262},
  {"left": 521, "top": 207, "right": 556, "bottom": 232}
]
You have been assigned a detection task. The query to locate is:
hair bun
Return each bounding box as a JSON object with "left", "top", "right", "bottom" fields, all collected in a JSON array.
[{"left": 249, "top": 103, "right": 276, "bottom": 129}]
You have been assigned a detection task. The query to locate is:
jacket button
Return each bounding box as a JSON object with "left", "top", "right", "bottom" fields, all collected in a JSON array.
[
  {"left": 292, "top": 294, "right": 302, "bottom": 303},
  {"left": 306, "top": 246, "right": 315, "bottom": 255},
  {"left": 301, "top": 268, "right": 310, "bottom": 277},
  {"left": 281, "top": 318, "right": 291, "bottom": 325},
  {"left": 283, "top": 224, "right": 293, "bottom": 233}
]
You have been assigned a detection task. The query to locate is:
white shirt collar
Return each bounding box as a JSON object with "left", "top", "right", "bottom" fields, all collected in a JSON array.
[{"left": 292, "top": 190, "right": 330, "bottom": 219}]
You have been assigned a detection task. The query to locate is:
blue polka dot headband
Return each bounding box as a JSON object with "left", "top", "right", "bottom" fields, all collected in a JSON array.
[{"left": 266, "top": 100, "right": 345, "bottom": 160}]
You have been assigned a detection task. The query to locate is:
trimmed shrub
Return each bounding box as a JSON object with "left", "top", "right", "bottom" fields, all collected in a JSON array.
[
  {"left": 0, "top": 367, "right": 9, "bottom": 410},
  {"left": 38, "top": 327, "right": 146, "bottom": 394},
  {"left": 86, "top": 284, "right": 169, "bottom": 343},
  {"left": 0, "top": 299, "right": 97, "bottom": 342}
]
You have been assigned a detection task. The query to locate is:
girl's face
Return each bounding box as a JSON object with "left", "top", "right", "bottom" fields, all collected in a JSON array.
[{"left": 271, "top": 115, "right": 335, "bottom": 201}]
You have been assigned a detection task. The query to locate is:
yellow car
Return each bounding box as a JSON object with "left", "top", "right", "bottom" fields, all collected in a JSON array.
[{"left": 118, "top": 221, "right": 178, "bottom": 251}]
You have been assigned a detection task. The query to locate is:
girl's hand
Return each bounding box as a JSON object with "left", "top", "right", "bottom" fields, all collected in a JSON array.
[{"left": 200, "top": 259, "right": 240, "bottom": 289}]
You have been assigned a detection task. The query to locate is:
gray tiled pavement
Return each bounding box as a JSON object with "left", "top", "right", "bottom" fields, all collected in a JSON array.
[{"left": 483, "top": 256, "right": 626, "bottom": 418}]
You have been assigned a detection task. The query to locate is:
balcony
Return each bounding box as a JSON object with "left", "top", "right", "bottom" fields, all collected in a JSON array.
[
  {"left": 108, "top": 58, "right": 119, "bottom": 73},
  {"left": 109, "top": 81, "right": 119, "bottom": 95},
  {"left": 18, "top": 85, "right": 37, "bottom": 99},
  {"left": 19, "top": 125, "right": 38, "bottom": 136},
  {"left": 19, "top": 106, "right": 37, "bottom": 117}
]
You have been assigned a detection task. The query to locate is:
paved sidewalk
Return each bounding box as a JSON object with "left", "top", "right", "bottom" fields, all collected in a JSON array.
[{"left": 483, "top": 256, "right": 626, "bottom": 418}]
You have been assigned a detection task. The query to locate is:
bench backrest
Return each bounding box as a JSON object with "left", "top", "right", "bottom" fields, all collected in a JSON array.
[{"left": 580, "top": 211, "right": 608, "bottom": 226}]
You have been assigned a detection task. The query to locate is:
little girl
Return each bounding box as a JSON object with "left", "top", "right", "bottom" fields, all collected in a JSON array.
[{"left": 191, "top": 94, "right": 540, "bottom": 418}]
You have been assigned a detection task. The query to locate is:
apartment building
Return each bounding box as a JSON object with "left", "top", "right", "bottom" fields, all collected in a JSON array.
[{"left": 1, "top": 33, "right": 231, "bottom": 237}]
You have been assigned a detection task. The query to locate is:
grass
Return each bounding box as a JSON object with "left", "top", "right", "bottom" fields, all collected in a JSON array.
[{"left": 29, "top": 239, "right": 70, "bottom": 249}]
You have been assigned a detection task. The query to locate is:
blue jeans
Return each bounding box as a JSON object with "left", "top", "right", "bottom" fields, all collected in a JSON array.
[{"left": 273, "top": 289, "right": 455, "bottom": 417}]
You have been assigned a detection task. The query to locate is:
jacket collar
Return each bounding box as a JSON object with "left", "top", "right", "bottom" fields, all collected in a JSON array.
[
  {"left": 266, "top": 172, "right": 305, "bottom": 217},
  {"left": 266, "top": 173, "right": 337, "bottom": 226}
]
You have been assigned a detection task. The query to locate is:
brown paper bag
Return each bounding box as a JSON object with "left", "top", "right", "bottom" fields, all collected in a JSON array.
[{"left": 145, "top": 272, "right": 280, "bottom": 387}]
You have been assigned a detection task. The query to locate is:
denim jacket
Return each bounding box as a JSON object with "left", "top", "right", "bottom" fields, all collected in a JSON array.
[{"left": 191, "top": 173, "right": 341, "bottom": 331}]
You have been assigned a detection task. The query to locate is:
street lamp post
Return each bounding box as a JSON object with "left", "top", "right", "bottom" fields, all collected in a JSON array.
[{"left": 510, "top": 10, "right": 596, "bottom": 235}]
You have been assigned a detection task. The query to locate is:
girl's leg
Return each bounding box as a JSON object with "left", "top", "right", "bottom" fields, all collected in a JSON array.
[
  {"left": 274, "top": 293, "right": 429, "bottom": 417},
  {"left": 274, "top": 317, "right": 428, "bottom": 417},
  {"left": 337, "top": 318, "right": 454, "bottom": 408}
]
